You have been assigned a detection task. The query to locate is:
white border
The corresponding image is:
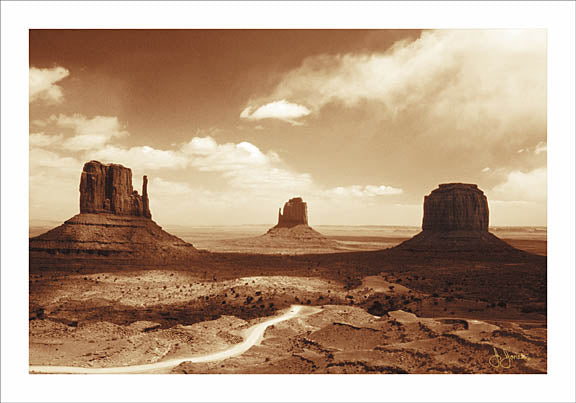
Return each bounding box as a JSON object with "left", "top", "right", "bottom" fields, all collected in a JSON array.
[{"left": 2, "top": 1, "right": 575, "bottom": 402}]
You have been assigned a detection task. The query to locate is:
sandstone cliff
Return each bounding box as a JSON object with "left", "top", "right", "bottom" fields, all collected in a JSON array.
[
  {"left": 422, "top": 183, "right": 488, "bottom": 231},
  {"left": 30, "top": 160, "right": 195, "bottom": 265},
  {"left": 276, "top": 197, "right": 308, "bottom": 228},
  {"left": 80, "top": 161, "right": 151, "bottom": 218},
  {"left": 393, "top": 183, "right": 522, "bottom": 255}
]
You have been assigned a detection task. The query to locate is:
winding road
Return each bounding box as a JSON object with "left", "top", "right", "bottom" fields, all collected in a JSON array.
[{"left": 30, "top": 305, "right": 319, "bottom": 374}]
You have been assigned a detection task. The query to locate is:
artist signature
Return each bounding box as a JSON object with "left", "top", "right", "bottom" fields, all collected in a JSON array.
[{"left": 489, "top": 347, "right": 530, "bottom": 368}]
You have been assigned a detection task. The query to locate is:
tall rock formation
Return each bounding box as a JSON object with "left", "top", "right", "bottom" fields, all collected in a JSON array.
[
  {"left": 276, "top": 197, "right": 308, "bottom": 227},
  {"left": 422, "top": 183, "right": 489, "bottom": 231},
  {"left": 30, "top": 160, "right": 195, "bottom": 265},
  {"left": 393, "top": 183, "right": 521, "bottom": 256},
  {"left": 79, "top": 161, "right": 151, "bottom": 218},
  {"left": 257, "top": 197, "right": 338, "bottom": 252}
]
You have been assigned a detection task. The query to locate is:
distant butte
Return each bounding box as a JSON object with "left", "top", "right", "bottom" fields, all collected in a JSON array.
[
  {"left": 29, "top": 161, "right": 196, "bottom": 263},
  {"left": 392, "top": 183, "right": 524, "bottom": 255},
  {"left": 262, "top": 197, "right": 337, "bottom": 247},
  {"left": 275, "top": 197, "right": 308, "bottom": 228}
]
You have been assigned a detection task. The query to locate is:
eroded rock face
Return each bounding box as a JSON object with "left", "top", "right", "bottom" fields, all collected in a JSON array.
[
  {"left": 30, "top": 160, "right": 195, "bottom": 263},
  {"left": 422, "top": 183, "right": 489, "bottom": 232},
  {"left": 276, "top": 197, "right": 308, "bottom": 227},
  {"left": 392, "top": 183, "right": 525, "bottom": 256},
  {"left": 79, "top": 161, "right": 151, "bottom": 218}
]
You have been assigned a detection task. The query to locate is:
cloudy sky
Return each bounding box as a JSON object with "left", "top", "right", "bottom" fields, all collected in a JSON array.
[{"left": 29, "top": 29, "right": 546, "bottom": 226}]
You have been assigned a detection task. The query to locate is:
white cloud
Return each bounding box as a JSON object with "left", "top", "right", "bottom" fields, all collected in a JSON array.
[
  {"left": 29, "top": 147, "right": 81, "bottom": 171},
  {"left": 31, "top": 119, "right": 48, "bottom": 127},
  {"left": 482, "top": 167, "right": 491, "bottom": 173},
  {"left": 245, "top": 30, "right": 546, "bottom": 141},
  {"left": 534, "top": 141, "right": 547, "bottom": 155},
  {"left": 50, "top": 114, "right": 128, "bottom": 151},
  {"left": 29, "top": 133, "right": 63, "bottom": 148},
  {"left": 227, "top": 166, "right": 314, "bottom": 193},
  {"left": 491, "top": 167, "right": 547, "bottom": 202},
  {"left": 240, "top": 100, "right": 311, "bottom": 125},
  {"left": 86, "top": 145, "right": 188, "bottom": 171},
  {"left": 29, "top": 66, "right": 70, "bottom": 104},
  {"left": 181, "top": 136, "right": 278, "bottom": 171},
  {"left": 325, "top": 184, "right": 403, "bottom": 198},
  {"left": 181, "top": 136, "right": 313, "bottom": 192},
  {"left": 150, "top": 177, "right": 195, "bottom": 196}
]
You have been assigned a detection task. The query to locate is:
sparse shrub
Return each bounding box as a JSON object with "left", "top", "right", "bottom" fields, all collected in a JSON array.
[{"left": 367, "top": 301, "right": 386, "bottom": 316}]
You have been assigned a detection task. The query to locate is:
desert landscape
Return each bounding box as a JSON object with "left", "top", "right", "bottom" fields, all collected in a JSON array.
[
  {"left": 29, "top": 162, "right": 547, "bottom": 374},
  {"left": 26, "top": 29, "right": 548, "bottom": 376}
]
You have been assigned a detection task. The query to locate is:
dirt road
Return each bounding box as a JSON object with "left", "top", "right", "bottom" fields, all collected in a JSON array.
[{"left": 30, "top": 305, "right": 321, "bottom": 374}]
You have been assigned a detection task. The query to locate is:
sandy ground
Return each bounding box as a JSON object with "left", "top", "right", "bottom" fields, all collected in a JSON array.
[
  {"left": 29, "top": 227, "right": 546, "bottom": 374},
  {"left": 30, "top": 267, "right": 546, "bottom": 373}
]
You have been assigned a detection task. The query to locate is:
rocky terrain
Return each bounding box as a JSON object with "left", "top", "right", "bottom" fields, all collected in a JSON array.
[
  {"left": 29, "top": 181, "right": 547, "bottom": 374},
  {"left": 29, "top": 267, "right": 546, "bottom": 374},
  {"left": 174, "top": 305, "right": 546, "bottom": 374}
]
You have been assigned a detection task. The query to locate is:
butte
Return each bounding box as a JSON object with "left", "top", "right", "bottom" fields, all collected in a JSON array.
[
  {"left": 29, "top": 160, "right": 197, "bottom": 266},
  {"left": 262, "top": 197, "right": 335, "bottom": 244},
  {"left": 391, "top": 183, "right": 528, "bottom": 257},
  {"left": 213, "top": 197, "right": 339, "bottom": 254}
]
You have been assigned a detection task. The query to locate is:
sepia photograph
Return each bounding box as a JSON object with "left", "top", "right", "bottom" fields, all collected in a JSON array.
[
  {"left": 1, "top": 1, "right": 575, "bottom": 403},
  {"left": 28, "top": 28, "right": 548, "bottom": 375}
]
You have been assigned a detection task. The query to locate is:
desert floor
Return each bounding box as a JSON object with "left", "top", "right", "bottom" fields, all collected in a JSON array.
[{"left": 29, "top": 229, "right": 546, "bottom": 374}]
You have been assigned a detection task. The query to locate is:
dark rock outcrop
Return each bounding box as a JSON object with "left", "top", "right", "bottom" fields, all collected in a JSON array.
[
  {"left": 80, "top": 160, "right": 151, "bottom": 218},
  {"left": 422, "top": 183, "right": 488, "bottom": 231},
  {"left": 276, "top": 197, "right": 308, "bottom": 228},
  {"left": 393, "top": 183, "right": 524, "bottom": 256},
  {"left": 30, "top": 160, "right": 195, "bottom": 266}
]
